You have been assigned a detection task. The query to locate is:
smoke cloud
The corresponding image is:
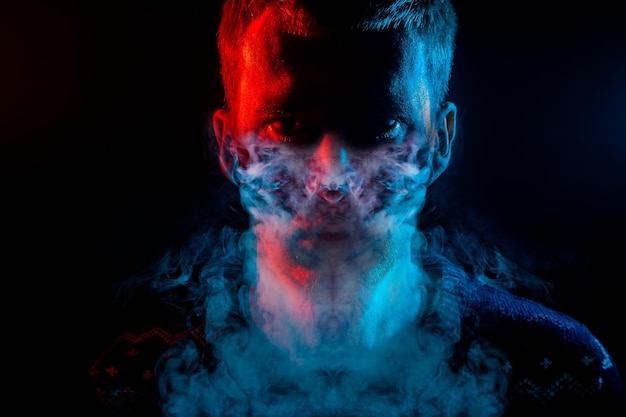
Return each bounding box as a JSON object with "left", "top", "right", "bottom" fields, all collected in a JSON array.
[{"left": 147, "top": 133, "right": 512, "bottom": 416}]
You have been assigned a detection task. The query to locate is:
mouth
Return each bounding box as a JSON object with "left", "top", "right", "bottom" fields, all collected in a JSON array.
[
  {"left": 314, "top": 229, "right": 351, "bottom": 242},
  {"left": 291, "top": 213, "right": 353, "bottom": 246},
  {"left": 315, "top": 212, "right": 348, "bottom": 226},
  {"left": 296, "top": 219, "right": 348, "bottom": 243},
  {"left": 309, "top": 210, "right": 353, "bottom": 237}
]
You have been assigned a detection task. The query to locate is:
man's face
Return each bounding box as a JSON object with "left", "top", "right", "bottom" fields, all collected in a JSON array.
[{"left": 214, "top": 9, "right": 451, "bottom": 288}]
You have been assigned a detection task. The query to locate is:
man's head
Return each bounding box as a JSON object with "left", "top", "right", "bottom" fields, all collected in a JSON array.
[
  {"left": 211, "top": 0, "right": 459, "bottom": 349},
  {"left": 213, "top": 0, "right": 457, "bottom": 182},
  {"left": 216, "top": 0, "right": 457, "bottom": 107}
]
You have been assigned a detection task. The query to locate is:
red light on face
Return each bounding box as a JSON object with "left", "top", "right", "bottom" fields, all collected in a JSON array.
[{"left": 256, "top": 227, "right": 314, "bottom": 288}]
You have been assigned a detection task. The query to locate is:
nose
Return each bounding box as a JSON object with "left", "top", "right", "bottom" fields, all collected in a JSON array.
[
  {"left": 311, "top": 134, "right": 350, "bottom": 202},
  {"left": 318, "top": 182, "right": 348, "bottom": 203}
]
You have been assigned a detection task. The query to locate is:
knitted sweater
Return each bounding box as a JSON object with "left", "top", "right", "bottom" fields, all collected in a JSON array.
[{"left": 88, "top": 269, "right": 625, "bottom": 417}]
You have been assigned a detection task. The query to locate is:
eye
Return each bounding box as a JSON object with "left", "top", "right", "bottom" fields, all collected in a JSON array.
[
  {"left": 374, "top": 119, "right": 402, "bottom": 141},
  {"left": 260, "top": 117, "right": 321, "bottom": 145}
]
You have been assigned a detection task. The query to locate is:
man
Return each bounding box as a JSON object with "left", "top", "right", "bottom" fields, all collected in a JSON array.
[{"left": 89, "top": 1, "right": 626, "bottom": 416}]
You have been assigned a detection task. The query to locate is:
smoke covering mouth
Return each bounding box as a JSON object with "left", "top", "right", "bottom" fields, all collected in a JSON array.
[{"left": 148, "top": 133, "right": 511, "bottom": 416}]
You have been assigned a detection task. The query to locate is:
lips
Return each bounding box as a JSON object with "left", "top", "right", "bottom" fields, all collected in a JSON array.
[
  {"left": 290, "top": 202, "right": 354, "bottom": 243},
  {"left": 309, "top": 195, "right": 353, "bottom": 231}
]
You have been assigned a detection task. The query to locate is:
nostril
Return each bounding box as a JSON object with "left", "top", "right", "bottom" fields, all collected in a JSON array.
[{"left": 318, "top": 184, "right": 348, "bottom": 203}]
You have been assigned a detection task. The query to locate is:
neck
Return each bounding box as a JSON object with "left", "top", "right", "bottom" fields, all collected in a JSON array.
[{"left": 246, "top": 227, "right": 430, "bottom": 358}]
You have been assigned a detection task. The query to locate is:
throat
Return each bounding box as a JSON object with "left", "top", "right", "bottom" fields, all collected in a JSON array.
[{"left": 248, "top": 250, "right": 428, "bottom": 356}]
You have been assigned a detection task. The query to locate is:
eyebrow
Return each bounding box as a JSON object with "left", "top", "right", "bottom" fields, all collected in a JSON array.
[{"left": 254, "top": 98, "right": 325, "bottom": 120}]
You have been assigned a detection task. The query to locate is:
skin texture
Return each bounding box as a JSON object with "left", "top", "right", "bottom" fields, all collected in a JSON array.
[{"left": 213, "top": 6, "right": 456, "bottom": 354}]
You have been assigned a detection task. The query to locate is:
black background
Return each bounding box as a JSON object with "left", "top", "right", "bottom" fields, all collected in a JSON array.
[{"left": 2, "top": 0, "right": 625, "bottom": 413}]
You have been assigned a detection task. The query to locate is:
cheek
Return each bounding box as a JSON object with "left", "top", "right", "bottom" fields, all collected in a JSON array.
[{"left": 237, "top": 132, "right": 431, "bottom": 217}]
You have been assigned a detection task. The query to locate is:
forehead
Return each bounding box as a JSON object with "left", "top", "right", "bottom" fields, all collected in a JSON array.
[{"left": 233, "top": 8, "right": 428, "bottom": 124}]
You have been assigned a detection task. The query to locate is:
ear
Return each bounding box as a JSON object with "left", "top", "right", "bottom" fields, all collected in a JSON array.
[
  {"left": 213, "top": 109, "right": 247, "bottom": 185},
  {"left": 429, "top": 101, "right": 456, "bottom": 184}
]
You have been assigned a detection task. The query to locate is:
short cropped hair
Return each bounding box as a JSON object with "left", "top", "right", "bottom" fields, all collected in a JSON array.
[{"left": 216, "top": 0, "right": 458, "bottom": 110}]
